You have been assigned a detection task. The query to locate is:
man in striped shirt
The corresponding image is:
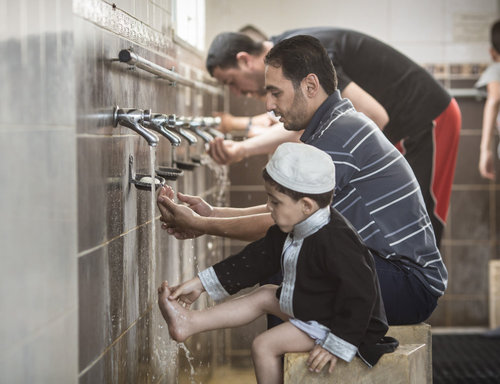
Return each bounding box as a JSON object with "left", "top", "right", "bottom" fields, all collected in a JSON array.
[{"left": 157, "top": 35, "right": 447, "bottom": 325}]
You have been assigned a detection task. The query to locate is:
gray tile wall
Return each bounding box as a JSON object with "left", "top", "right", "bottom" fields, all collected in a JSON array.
[
  {"left": 0, "top": 0, "right": 78, "bottom": 382},
  {"left": 428, "top": 84, "right": 499, "bottom": 327},
  {"left": 1, "top": 0, "right": 228, "bottom": 382},
  {"left": 74, "top": 1, "right": 228, "bottom": 382}
]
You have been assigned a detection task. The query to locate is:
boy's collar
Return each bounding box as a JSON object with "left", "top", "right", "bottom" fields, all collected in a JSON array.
[{"left": 292, "top": 206, "right": 331, "bottom": 240}]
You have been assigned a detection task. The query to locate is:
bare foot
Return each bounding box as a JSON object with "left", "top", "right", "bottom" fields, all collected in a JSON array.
[{"left": 157, "top": 281, "right": 191, "bottom": 342}]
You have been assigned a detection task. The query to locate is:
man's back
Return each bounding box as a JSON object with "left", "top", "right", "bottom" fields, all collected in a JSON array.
[{"left": 301, "top": 90, "right": 447, "bottom": 298}]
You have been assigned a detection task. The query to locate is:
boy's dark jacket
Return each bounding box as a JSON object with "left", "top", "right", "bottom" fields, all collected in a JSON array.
[{"left": 212, "top": 207, "right": 398, "bottom": 366}]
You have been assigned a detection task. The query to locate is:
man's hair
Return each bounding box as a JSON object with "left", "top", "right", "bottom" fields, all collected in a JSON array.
[
  {"left": 492, "top": 20, "right": 500, "bottom": 53},
  {"left": 206, "top": 32, "right": 265, "bottom": 76},
  {"left": 262, "top": 168, "right": 334, "bottom": 208},
  {"left": 264, "top": 35, "right": 337, "bottom": 95}
]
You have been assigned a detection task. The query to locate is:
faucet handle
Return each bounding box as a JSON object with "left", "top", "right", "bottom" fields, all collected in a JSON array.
[{"left": 142, "top": 109, "right": 152, "bottom": 123}]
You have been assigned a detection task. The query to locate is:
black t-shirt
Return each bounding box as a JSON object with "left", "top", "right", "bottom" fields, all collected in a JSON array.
[{"left": 271, "top": 27, "right": 451, "bottom": 142}]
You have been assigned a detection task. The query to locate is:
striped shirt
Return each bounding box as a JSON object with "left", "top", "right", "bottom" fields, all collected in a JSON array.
[{"left": 301, "top": 91, "right": 447, "bottom": 297}]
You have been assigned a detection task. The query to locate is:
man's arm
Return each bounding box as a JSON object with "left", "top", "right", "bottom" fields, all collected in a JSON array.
[
  {"left": 341, "top": 81, "right": 389, "bottom": 130},
  {"left": 208, "top": 125, "right": 302, "bottom": 165},
  {"left": 214, "top": 112, "right": 277, "bottom": 134},
  {"left": 157, "top": 192, "right": 274, "bottom": 241},
  {"left": 479, "top": 81, "right": 500, "bottom": 180}
]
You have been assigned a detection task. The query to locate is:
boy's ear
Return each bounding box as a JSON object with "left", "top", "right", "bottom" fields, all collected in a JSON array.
[{"left": 301, "top": 197, "right": 316, "bottom": 214}]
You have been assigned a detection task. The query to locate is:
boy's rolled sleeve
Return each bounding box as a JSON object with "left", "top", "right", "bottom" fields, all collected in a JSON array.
[{"left": 198, "top": 267, "right": 230, "bottom": 302}]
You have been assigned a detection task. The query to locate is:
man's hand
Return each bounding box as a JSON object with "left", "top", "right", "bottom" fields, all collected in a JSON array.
[
  {"left": 176, "top": 191, "right": 214, "bottom": 217},
  {"left": 207, "top": 137, "right": 246, "bottom": 165},
  {"left": 168, "top": 277, "right": 205, "bottom": 308},
  {"left": 307, "top": 344, "right": 338, "bottom": 374},
  {"left": 157, "top": 186, "right": 204, "bottom": 239}
]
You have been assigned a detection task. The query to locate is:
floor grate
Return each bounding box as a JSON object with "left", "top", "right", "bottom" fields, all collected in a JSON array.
[{"left": 433, "top": 333, "right": 500, "bottom": 383}]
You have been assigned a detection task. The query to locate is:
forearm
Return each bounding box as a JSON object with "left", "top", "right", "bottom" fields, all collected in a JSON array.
[
  {"left": 195, "top": 213, "right": 274, "bottom": 241},
  {"left": 480, "top": 99, "right": 500, "bottom": 151},
  {"left": 212, "top": 204, "right": 269, "bottom": 218},
  {"left": 240, "top": 125, "right": 302, "bottom": 157}
]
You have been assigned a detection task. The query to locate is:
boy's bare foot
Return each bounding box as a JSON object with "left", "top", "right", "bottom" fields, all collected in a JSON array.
[{"left": 157, "top": 281, "right": 191, "bottom": 342}]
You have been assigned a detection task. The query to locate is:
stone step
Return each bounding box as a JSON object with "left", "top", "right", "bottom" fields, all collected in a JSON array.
[
  {"left": 284, "top": 343, "right": 427, "bottom": 384},
  {"left": 387, "top": 323, "right": 432, "bottom": 384}
]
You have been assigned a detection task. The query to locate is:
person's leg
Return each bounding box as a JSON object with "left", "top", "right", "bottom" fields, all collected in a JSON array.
[
  {"left": 373, "top": 255, "right": 438, "bottom": 325},
  {"left": 157, "top": 282, "right": 286, "bottom": 342},
  {"left": 402, "top": 99, "right": 461, "bottom": 248},
  {"left": 251, "top": 322, "right": 316, "bottom": 384},
  {"left": 261, "top": 271, "right": 284, "bottom": 329}
]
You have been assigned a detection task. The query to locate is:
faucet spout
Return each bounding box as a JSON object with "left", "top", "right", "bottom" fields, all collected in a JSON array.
[
  {"left": 144, "top": 113, "right": 182, "bottom": 146},
  {"left": 113, "top": 106, "right": 159, "bottom": 147},
  {"left": 173, "top": 116, "right": 198, "bottom": 145},
  {"left": 189, "top": 117, "right": 214, "bottom": 143}
]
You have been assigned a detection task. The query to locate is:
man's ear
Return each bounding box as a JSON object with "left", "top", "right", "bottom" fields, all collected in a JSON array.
[
  {"left": 236, "top": 51, "right": 251, "bottom": 68},
  {"left": 302, "top": 73, "right": 320, "bottom": 98}
]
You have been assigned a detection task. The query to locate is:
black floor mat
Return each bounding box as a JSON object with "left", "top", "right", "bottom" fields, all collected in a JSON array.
[{"left": 433, "top": 333, "right": 500, "bottom": 383}]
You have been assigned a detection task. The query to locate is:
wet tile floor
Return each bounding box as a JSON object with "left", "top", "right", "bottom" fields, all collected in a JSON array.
[{"left": 205, "top": 365, "right": 256, "bottom": 384}]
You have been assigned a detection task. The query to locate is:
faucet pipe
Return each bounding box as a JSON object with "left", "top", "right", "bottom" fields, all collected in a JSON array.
[
  {"left": 173, "top": 116, "right": 198, "bottom": 145},
  {"left": 143, "top": 112, "right": 182, "bottom": 146},
  {"left": 113, "top": 106, "right": 159, "bottom": 147},
  {"left": 188, "top": 117, "right": 214, "bottom": 143}
]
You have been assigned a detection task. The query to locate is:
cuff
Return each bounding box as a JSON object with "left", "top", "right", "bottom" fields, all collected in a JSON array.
[
  {"left": 321, "top": 333, "right": 358, "bottom": 362},
  {"left": 198, "top": 267, "right": 230, "bottom": 302}
]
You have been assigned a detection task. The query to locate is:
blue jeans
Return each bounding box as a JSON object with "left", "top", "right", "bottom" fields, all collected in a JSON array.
[{"left": 373, "top": 255, "right": 438, "bottom": 325}]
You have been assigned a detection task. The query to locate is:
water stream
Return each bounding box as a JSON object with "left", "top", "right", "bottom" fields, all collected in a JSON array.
[
  {"left": 150, "top": 146, "right": 157, "bottom": 296},
  {"left": 179, "top": 342, "right": 197, "bottom": 384}
]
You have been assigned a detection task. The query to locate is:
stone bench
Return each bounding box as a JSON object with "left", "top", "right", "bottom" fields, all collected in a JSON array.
[{"left": 284, "top": 323, "right": 431, "bottom": 384}]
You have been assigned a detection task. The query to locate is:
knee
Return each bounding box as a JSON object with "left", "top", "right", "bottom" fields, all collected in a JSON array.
[{"left": 251, "top": 333, "right": 269, "bottom": 359}]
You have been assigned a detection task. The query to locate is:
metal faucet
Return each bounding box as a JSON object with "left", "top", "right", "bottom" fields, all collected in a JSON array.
[
  {"left": 202, "top": 116, "right": 225, "bottom": 139},
  {"left": 188, "top": 117, "right": 214, "bottom": 143},
  {"left": 113, "top": 106, "right": 159, "bottom": 147},
  {"left": 173, "top": 116, "right": 198, "bottom": 145},
  {"left": 143, "top": 112, "right": 182, "bottom": 146}
]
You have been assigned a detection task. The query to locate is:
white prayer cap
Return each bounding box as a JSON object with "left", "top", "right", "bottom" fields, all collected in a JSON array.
[{"left": 265, "top": 143, "right": 335, "bottom": 194}]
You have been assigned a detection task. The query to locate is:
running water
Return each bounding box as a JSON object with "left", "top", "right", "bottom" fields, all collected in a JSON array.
[
  {"left": 179, "top": 342, "right": 197, "bottom": 384},
  {"left": 150, "top": 146, "right": 157, "bottom": 295}
]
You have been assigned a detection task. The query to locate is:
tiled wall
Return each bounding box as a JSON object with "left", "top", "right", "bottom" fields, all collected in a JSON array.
[
  {"left": 74, "top": 1, "right": 227, "bottom": 383},
  {"left": 0, "top": 1, "right": 78, "bottom": 382},
  {"left": 427, "top": 72, "right": 498, "bottom": 327},
  {"left": 1, "top": 0, "right": 228, "bottom": 382}
]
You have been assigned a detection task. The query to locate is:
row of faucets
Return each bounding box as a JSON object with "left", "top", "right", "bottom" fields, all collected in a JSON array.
[{"left": 112, "top": 106, "right": 224, "bottom": 147}]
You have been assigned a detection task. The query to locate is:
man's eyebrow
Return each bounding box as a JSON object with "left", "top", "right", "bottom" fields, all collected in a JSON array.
[{"left": 265, "top": 85, "right": 280, "bottom": 91}]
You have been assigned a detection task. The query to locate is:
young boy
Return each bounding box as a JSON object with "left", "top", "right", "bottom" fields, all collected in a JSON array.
[
  {"left": 158, "top": 143, "right": 397, "bottom": 383},
  {"left": 476, "top": 20, "right": 500, "bottom": 180}
]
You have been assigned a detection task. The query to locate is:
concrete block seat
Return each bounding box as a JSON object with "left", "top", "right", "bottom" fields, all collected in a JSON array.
[{"left": 284, "top": 323, "right": 431, "bottom": 384}]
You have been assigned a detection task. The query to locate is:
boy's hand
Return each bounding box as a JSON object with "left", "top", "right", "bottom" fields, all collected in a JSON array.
[
  {"left": 307, "top": 344, "right": 338, "bottom": 374},
  {"left": 168, "top": 277, "right": 205, "bottom": 308}
]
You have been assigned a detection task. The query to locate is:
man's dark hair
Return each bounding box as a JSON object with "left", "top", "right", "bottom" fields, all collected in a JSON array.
[
  {"left": 206, "top": 32, "right": 265, "bottom": 76},
  {"left": 492, "top": 20, "right": 500, "bottom": 53},
  {"left": 264, "top": 35, "right": 337, "bottom": 95},
  {"left": 262, "top": 168, "right": 334, "bottom": 208}
]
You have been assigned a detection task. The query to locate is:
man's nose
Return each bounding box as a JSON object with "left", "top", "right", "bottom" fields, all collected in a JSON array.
[{"left": 265, "top": 96, "right": 275, "bottom": 112}]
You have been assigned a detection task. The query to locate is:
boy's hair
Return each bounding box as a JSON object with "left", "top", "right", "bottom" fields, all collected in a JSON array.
[
  {"left": 262, "top": 168, "right": 333, "bottom": 208},
  {"left": 492, "top": 20, "right": 500, "bottom": 53},
  {"left": 264, "top": 35, "right": 337, "bottom": 95},
  {"left": 206, "top": 32, "right": 265, "bottom": 76}
]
